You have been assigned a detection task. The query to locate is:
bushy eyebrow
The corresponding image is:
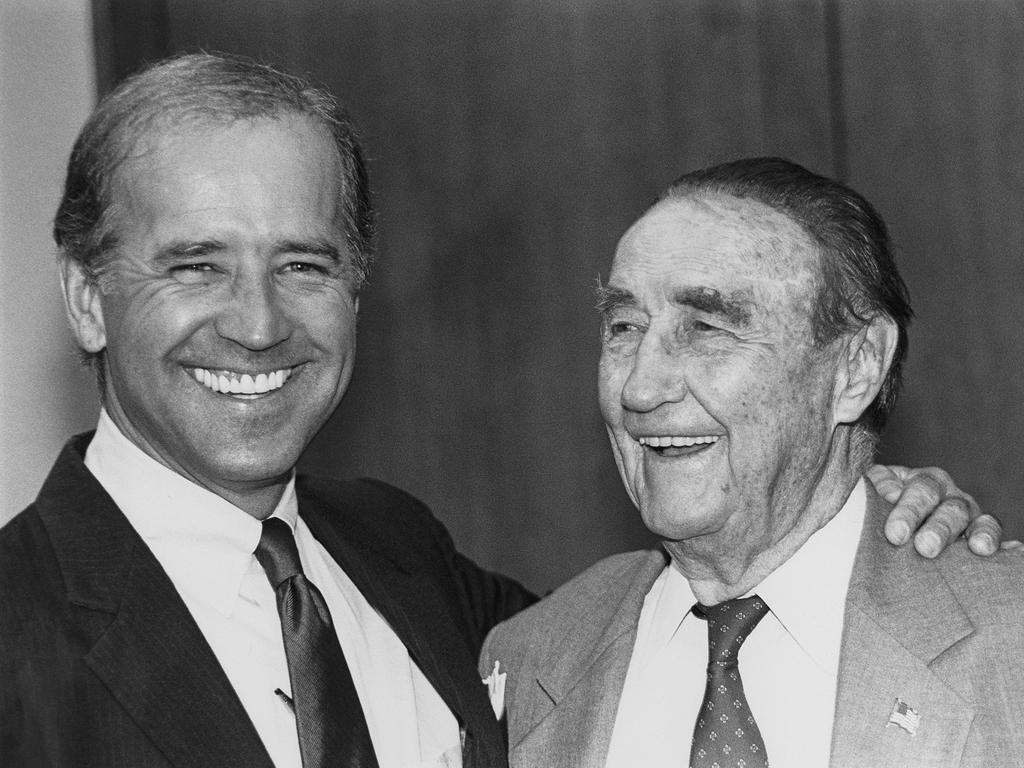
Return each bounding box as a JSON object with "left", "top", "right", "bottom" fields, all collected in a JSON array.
[
  {"left": 595, "top": 282, "right": 755, "bottom": 327},
  {"left": 674, "top": 287, "right": 753, "bottom": 327},
  {"left": 594, "top": 284, "right": 636, "bottom": 314}
]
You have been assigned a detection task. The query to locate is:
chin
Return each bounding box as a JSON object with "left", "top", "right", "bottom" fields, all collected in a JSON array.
[
  {"left": 640, "top": 501, "right": 727, "bottom": 543},
  {"left": 198, "top": 444, "right": 302, "bottom": 487}
]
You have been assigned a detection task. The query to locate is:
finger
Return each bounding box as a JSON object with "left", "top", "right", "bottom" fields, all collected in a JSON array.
[
  {"left": 913, "top": 466, "right": 981, "bottom": 519},
  {"left": 964, "top": 513, "right": 1001, "bottom": 555},
  {"left": 884, "top": 472, "right": 944, "bottom": 548},
  {"left": 1000, "top": 540, "right": 1024, "bottom": 551},
  {"left": 884, "top": 506, "right": 915, "bottom": 546},
  {"left": 867, "top": 464, "right": 907, "bottom": 504},
  {"left": 913, "top": 496, "right": 971, "bottom": 558}
]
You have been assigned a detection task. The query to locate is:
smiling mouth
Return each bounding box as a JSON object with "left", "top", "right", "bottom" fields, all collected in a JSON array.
[
  {"left": 188, "top": 366, "right": 294, "bottom": 396},
  {"left": 636, "top": 434, "right": 720, "bottom": 457}
]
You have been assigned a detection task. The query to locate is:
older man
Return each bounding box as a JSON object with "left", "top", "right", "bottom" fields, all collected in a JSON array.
[
  {"left": 481, "top": 158, "right": 1024, "bottom": 767},
  {"left": 0, "top": 54, "right": 1001, "bottom": 767}
]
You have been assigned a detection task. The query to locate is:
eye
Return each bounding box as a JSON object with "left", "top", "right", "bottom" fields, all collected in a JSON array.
[
  {"left": 692, "top": 320, "right": 720, "bottom": 332},
  {"left": 170, "top": 263, "right": 218, "bottom": 284},
  {"left": 602, "top": 317, "right": 647, "bottom": 346},
  {"left": 283, "top": 261, "right": 326, "bottom": 274}
]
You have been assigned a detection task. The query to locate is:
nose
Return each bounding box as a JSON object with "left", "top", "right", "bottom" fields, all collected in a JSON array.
[
  {"left": 215, "top": 269, "right": 291, "bottom": 351},
  {"left": 619, "top": 331, "right": 689, "bottom": 413}
]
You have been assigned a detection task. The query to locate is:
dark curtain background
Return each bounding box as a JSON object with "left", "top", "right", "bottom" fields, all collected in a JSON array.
[{"left": 92, "top": 0, "right": 1024, "bottom": 593}]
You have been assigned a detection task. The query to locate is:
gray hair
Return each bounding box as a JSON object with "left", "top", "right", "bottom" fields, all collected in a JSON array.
[{"left": 660, "top": 156, "right": 912, "bottom": 443}]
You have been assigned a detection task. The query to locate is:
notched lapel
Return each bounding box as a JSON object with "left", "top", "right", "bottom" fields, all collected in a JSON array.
[
  {"left": 831, "top": 604, "right": 974, "bottom": 768},
  {"left": 511, "top": 631, "right": 636, "bottom": 768},
  {"left": 38, "top": 437, "right": 273, "bottom": 768},
  {"left": 511, "top": 551, "right": 667, "bottom": 768},
  {"left": 85, "top": 554, "right": 275, "bottom": 768},
  {"left": 831, "top": 488, "right": 976, "bottom": 768}
]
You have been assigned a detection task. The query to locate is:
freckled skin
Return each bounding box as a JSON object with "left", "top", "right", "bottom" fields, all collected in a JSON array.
[
  {"left": 598, "top": 194, "right": 862, "bottom": 597},
  {"left": 68, "top": 116, "right": 359, "bottom": 518}
]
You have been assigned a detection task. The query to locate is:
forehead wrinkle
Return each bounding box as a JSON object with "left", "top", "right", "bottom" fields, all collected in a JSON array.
[
  {"left": 614, "top": 194, "right": 823, "bottom": 332},
  {"left": 686, "top": 194, "right": 821, "bottom": 293}
]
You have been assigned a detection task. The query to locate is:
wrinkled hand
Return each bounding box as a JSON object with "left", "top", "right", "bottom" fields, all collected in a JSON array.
[{"left": 867, "top": 464, "right": 1020, "bottom": 558}]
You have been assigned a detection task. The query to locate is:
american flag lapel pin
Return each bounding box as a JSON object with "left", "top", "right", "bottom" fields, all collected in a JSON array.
[{"left": 887, "top": 698, "right": 920, "bottom": 736}]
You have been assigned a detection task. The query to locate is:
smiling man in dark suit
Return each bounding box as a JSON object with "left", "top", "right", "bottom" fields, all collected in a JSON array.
[
  {"left": 0, "top": 55, "right": 1004, "bottom": 768},
  {"left": 0, "top": 53, "right": 535, "bottom": 768}
]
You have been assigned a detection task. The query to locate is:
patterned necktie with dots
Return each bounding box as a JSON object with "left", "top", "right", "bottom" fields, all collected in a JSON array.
[{"left": 689, "top": 595, "right": 770, "bottom": 768}]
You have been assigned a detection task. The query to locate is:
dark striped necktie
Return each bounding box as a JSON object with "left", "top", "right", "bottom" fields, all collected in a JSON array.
[{"left": 255, "top": 517, "right": 380, "bottom": 768}]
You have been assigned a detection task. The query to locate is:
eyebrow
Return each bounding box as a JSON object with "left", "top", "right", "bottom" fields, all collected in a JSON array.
[
  {"left": 152, "top": 238, "right": 343, "bottom": 263},
  {"left": 278, "top": 239, "right": 343, "bottom": 261},
  {"left": 594, "top": 284, "right": 636, "bottom": 314},
  {"left": 673, "top": 287, "right": 754, "bottom": 327},
  {"left": 153, "top": 240, "right": 227, "bottom": 263}
]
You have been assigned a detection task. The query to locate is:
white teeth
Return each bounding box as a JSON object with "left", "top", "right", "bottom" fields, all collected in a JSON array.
[
  {"left": 190, "top": 367, "right": 293, "bottom": 396},
  {"left": 637, "top": 435, "right": 720, "bottom": 448}
]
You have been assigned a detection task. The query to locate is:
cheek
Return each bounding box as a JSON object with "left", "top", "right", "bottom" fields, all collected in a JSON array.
[
  {"left": 285, "top": 289, "right": 357, "bottom": 339},
  {"left": 748, "top": 360, "right": 836, "bottom": 444},
  {"left": 700, "top": 351, "right": 828, "bottom": 432},
  {"left": 597, "top": 359, "right": 625, "bottom": 424},
  {"left": 105, "top": 278, "right": 213, "bottom": 341}
]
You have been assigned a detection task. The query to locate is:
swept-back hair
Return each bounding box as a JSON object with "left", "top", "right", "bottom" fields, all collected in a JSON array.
[
  {"left": 54, "top": 51, "right": 374, "bottom": 285},
  {"left": 660, "top": 156, "right": 913, "bottom": 437},
  {"left": 53, "top": 52, "right": 374, "bottom": 388}
]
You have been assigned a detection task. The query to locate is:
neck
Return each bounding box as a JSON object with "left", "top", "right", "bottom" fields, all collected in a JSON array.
[
  {"left": 216, "top": 481, "right": 290, "bottom": 520},
  {"left": 666, "top": 437, "right": 864, "bottom": 605}
]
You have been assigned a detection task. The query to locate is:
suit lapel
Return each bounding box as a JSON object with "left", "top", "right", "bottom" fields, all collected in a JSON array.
[
  {"left": 298, "top": 485, "right": 505, "bottom": 768},
  {"left": 513, "top": 551, "right": 667, "bottom": 768},
  {"left": 38, "top": 437, "right": 274, "bottom": 768},
  {"left": 831, "top": 486, "right": 975, "bottom": 767}
]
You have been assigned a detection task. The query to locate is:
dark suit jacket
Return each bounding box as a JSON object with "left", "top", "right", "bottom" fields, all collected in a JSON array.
[{"left": 0, "top": 433, "right": 535, "bottom": 768}]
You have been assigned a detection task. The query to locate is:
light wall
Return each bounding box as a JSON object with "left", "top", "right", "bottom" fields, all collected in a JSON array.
[{"left": 0, "top": 0, "right": 99, "bottom": 522}]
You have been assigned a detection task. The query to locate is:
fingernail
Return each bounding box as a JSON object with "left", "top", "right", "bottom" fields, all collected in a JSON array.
[
  {"left": 917, "top": 530, "right": 940, "bottom": 558},
  {"left": 976, "top": 533, "right": 996, "bottom": 554},
  {"left": 890, "top": 520, "right": 911, "bottom": 544}
]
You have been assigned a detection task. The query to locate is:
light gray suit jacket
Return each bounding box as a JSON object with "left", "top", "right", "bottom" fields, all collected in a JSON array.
[{"left": 481, "top": 486, "right": 1024, "bottom": 766}]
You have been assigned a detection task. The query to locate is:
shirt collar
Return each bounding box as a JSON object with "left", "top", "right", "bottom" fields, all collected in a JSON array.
[
  {"left": 653, "top": 479, "right": 867, "bottom": 670},
  {"left": 753, "top": 479, "right": 866, "bottom": 671},
  {"left": 84, "top": 408, "right": 298, "bottom": 616}
]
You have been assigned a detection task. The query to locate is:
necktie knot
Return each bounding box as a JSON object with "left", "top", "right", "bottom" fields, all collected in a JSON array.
[
  {"left": 694, "top": 594, "right": 769, "bottom": 665},
  {"left": 255, "top": 517, "right": 304, "bottom": 589}
]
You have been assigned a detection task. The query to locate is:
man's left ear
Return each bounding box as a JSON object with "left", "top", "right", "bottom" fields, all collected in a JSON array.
[{"left": 833, "top": 315, "right": 899, "bottom": 424}]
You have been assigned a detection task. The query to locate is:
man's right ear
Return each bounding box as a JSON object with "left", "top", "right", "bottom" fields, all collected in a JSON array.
[{"left": 60, "top": 258, "right": 107, "bottom": 353}]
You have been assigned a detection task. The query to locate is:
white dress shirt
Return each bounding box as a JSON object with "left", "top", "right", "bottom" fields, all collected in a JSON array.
[
  {"left": 606, "top": 481, "right": 867, "bottom": 768},
  {"left": 85, "top": 409, "right": 462, "bottom": 768}
]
